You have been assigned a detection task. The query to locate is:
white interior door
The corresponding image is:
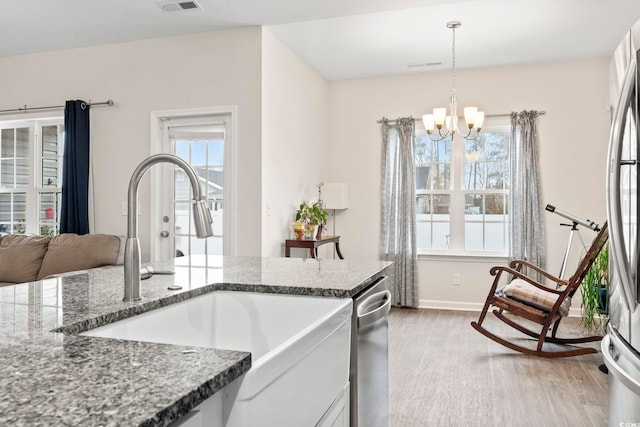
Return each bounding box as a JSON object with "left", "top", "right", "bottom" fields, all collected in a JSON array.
[{"left": 157, "top": 115, "right": 229, "bottom": 260}]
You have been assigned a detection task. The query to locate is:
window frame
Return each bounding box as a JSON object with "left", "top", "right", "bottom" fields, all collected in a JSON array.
[
  {"left": 415, "top": 119, "right": 510, "bottom": 256},
  {"left": 0, "top": 117, "right": 64, "bottom": 236}
]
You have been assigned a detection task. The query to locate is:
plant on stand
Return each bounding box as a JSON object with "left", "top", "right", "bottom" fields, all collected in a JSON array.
[
  {"left": 580, "top": 243, "right": 609, "bottom": 334},
  {"left": 295, "top": 201, "right": 328, "bottom": 239}
]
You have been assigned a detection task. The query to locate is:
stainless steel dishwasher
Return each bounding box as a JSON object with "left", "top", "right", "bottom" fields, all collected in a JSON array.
[{"left": 350, "top": 276, "right": 391, "bottom": 427}]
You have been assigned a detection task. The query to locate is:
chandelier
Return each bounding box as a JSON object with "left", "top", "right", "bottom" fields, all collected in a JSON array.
[{"left": 422, "top": 21, "right": 484, "bottom": 141}]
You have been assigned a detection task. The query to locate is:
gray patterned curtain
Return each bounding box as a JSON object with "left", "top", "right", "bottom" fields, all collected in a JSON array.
[
  {"left": 509, "top": 110, "right": 545, "bottom": 279},
  {"left": 380, "top": 117, "right": 418, "bottom": 307}
]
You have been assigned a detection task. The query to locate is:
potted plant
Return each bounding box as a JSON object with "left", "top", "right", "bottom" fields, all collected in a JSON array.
[
  {"left": 580, "top": 243, "right": 609, "bottom": 333},
  {"left": 295, "top": 201, "right": 328, "bottom": 239}
]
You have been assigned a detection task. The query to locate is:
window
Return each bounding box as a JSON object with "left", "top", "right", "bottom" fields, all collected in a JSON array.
[
  {"left": 415, "top": 122, "right": 510, "bottom": 254},
  {"left": 0, "top": 118, "right": 64, "bottom": 236},
  {"left": 170, "top": 120, "right": 225, "bottom": 257}
]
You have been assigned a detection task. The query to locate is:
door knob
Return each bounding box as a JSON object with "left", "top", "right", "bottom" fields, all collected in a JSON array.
[{"left": 160, "top": 231, "right": 170, "bottom": 238}]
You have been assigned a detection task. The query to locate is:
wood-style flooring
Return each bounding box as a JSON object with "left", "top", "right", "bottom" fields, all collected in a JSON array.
[{"left": 389, "top": 308, "right": 607, "bottom": 426}]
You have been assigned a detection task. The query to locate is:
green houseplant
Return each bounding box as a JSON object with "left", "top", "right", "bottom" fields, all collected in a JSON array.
[
  {"left": 580, "top": 243, "right": 609, "bottom": 333},
  {"left": 295, "top": 201, "right": 328, "bottom": 239}
]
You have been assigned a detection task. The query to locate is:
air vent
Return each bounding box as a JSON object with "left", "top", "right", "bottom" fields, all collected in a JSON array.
[{"left": 157, "top": 0, "right": 202, "bottom": 12}]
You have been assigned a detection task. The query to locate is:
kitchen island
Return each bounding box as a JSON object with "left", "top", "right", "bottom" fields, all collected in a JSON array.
[{"left": 0, "top": 255, "right": 391, "bottom": 426}]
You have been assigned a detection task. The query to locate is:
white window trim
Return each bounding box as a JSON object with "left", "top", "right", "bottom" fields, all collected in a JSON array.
[{"left": 417, "top": 252, "right": 509, "bottom": 263}]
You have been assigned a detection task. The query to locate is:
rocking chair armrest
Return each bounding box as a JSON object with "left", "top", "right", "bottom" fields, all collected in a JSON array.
[
  {"left": 509, "top": 259, "right": 567, "bottom": 286},
  {"left": 489, "top": 266, "right": 567, "bottom": 295}
]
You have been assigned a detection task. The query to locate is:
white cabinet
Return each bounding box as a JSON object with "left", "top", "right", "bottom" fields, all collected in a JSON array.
[
  {"left": 318, "top": 382, "right": 350, "bottom": 427},
  {"left": 171, "top": 393, "right": 223, "bottom": 427}
]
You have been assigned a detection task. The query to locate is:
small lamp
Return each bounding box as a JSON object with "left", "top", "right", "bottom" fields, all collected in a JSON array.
[
  {"left": 322, "top": 183, "right": 348, "bottom": 248},
  {"left": 323, "top": 183, "right": 349, "bottom": 210}
]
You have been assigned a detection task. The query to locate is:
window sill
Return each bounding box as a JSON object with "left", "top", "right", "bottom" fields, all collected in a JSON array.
[{"left": 417, "top": 252, "right": 508, "bottom": 263}]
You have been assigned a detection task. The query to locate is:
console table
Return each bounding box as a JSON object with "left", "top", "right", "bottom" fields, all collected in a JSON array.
[{"left": 285, "top": 235, "right": 344, "bottom": 259}]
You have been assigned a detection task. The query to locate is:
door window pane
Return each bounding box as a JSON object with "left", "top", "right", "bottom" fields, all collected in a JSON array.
[
  {"left": 172, "top": 132, "right": 224, "bottom": 256},
  {"left": 191, "top": 141, "right": 207, "bottom": 167}
]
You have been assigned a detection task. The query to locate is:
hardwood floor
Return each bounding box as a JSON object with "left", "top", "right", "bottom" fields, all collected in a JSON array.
[{"left": 389, "top": 308, "right": 608, "bottom": 426}]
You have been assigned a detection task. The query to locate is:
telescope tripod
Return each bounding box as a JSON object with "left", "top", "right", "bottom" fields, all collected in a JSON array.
[{"left": 558, "top": 222, "right": 589, "bottom": 279}]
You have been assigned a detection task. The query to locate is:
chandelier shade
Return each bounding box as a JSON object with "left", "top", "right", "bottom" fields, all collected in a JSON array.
[{"left": 422, "top": 21, "right": 484, "bottom": 141}]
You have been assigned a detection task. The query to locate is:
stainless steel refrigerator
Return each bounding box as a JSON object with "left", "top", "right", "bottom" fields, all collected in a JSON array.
[{"left": 604, "top": 17, "right": 640, "bottom": 425}]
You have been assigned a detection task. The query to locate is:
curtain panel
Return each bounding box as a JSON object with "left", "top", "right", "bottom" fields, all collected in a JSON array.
[
  {"left": 60, "top": 100, "right": 91, "bottom": 235},
  {"left": 509, "top": 110, "right": 545, "bottom": 279},
  {"left": 380, "top": 117, "right": 418, "bottom": 307}
]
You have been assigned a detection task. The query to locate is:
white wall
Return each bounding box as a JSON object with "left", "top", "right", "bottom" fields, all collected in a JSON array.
[
  {"left": 327, "top": 59, "right": 611, "bottom": 309},
  {"left": 0, "top": 28, "right": 611, "bottom": 309},
  {"left": 0, "top": 28, "right": 263, "bottom": 259},
  {"left": 261, "top": 28, "right": 329, "bottom": 257}
]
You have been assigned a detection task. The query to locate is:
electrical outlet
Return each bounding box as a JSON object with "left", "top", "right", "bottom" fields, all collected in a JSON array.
[
  {"left": 121, "top": 202, "right": 127, "bottom": 216},
  {"left": 453, "top": 273, "right": 461, "bottom": 285}
]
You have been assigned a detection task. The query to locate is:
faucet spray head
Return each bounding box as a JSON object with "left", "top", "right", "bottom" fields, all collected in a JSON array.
[{"left": 193, "top": 199, "right": 214, "bottom": 238}]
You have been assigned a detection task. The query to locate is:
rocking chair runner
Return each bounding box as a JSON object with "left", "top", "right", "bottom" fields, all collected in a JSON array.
[{"left": 471, "top": 221, "right": 609, "bottom": 358}]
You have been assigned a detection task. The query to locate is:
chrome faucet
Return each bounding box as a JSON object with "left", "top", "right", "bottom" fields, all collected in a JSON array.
[{"left": 124, "top": 154, "right": 213, "bottom": 302}]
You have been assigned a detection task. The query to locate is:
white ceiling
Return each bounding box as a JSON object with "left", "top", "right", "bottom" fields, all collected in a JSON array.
[{"left": 2, "top": 0, "right": 640, "bottom": 80}]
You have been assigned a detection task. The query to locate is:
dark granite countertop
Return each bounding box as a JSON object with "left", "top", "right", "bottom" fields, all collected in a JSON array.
[{"left": 0, "top": 255, "right": 391, "bottom": 426}]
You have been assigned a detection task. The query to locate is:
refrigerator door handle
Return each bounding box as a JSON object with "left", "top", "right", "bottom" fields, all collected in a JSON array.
[
  {"left": 606, "top": 58, "right": 637, "bottom": 311},
  {"left": 602, "top": 330, "right": 640, "bottom": 394}
]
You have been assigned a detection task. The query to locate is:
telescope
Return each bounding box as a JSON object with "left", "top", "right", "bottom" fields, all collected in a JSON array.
[
  {"left": 546, "top": 204, "right": 600, "bottom": 279},
  {"left": 545, "top": 204, "right": 600, "bottom": 232}
]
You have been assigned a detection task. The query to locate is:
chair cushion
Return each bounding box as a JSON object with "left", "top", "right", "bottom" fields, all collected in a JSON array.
[
  {"left": 36, "top": 233, "right": 122, "bottom": 280},
  {"left": 498, "top": 278, "right": 571, "bottom": 317},
  {"left": 0, "top": 235, "right": 51, "bottom": 283}
]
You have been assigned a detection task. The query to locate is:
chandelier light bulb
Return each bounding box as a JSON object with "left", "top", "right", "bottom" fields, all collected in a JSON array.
[
  {"left": 464, "top": 107, "right": 478, "bottom": 127},
  {"left": 433, "top": 108, "right": 447, "bottom": 127},
  {"left": 422, "top": 114, "right": 435, "bottom": 131},
  {"left": 474, "top": 111, "right": 485, "bottom": 130}
]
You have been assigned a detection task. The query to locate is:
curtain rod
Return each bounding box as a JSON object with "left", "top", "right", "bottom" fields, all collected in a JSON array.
[
  {"left": 377, "top": 111, "right": 546, "bottom": 123},
  {"left": 0, "top": 99, "right": 114, "bottom": 115},
  {"left": 486, "top": 111, "right": 546, "bottom": 118}
]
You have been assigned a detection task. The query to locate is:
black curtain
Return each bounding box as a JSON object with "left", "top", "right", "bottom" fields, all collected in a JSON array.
[{"left": 60, "top": 100, "right": 90, "bottom": 235}]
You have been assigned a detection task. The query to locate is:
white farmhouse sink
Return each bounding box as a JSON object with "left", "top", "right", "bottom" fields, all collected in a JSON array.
[{"left": 82, "top": 291, "right": 353, "bottom": 427}]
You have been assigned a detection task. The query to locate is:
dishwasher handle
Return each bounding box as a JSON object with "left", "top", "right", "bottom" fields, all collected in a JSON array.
[{"left": 357, "top": 290, "right": 391, "bottom": 329}]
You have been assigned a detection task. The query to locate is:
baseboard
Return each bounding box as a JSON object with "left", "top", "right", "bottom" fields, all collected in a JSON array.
[
  {"left": 418, "top": 299, "right": 584, "bottom": 319},
  {"left": 567, "top": 307, "right": 582, "bottom": 318},
  {"left": 418, "top": 299, "right": 483, "bottom": 312}
]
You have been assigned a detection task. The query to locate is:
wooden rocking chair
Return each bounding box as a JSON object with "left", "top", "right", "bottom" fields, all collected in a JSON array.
[{"left": 471, "top": 221, "right": 608, "bottom": 358}]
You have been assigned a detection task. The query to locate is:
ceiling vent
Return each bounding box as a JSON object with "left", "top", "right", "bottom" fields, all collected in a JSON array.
[{"left": 157, "top": 0, "right": 202, "bottom": 12}]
